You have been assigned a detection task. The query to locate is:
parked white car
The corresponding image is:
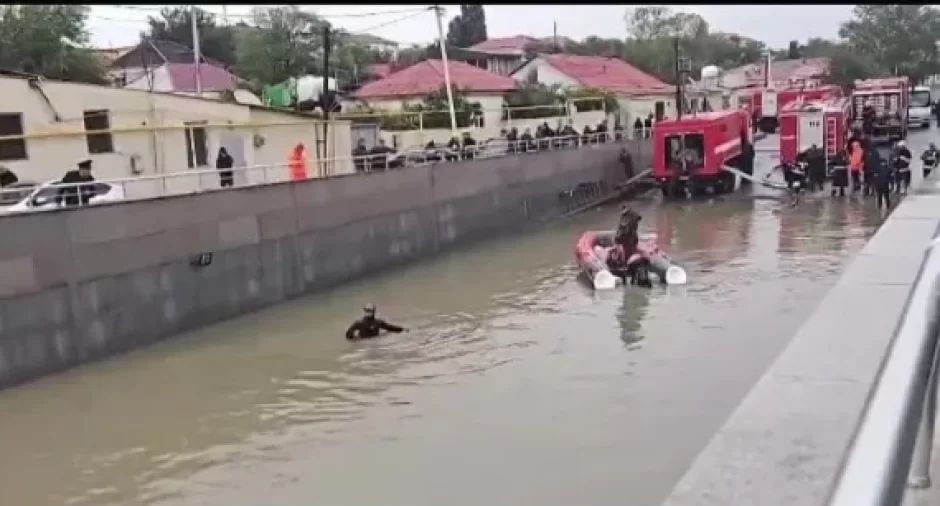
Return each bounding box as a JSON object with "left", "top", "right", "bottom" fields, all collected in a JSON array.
[{"left": 0, "top": 179, "right": 125, "bottom": 215}]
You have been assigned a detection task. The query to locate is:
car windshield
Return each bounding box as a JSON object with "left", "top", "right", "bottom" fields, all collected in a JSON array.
[
  {"left": 911, "top": 90, "right": 932, "bottom": 108},
  {"left": 0, "top": 182, "right": 36, "bottom": 206}
]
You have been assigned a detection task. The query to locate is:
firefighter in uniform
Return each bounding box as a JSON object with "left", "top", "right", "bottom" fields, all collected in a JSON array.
[
  {"left": 922, "top": 143, "right": 939, "bottom": 179},
  {"left": 892, "top": 140, "right": 912, "bottom": 194}
]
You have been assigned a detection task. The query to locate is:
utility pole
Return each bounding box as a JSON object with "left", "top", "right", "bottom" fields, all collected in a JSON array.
[
  {"left": 553, "top": 21, "right": 558, "bottom": 52},
  {"left": 432, "top": 4, "right": 458, "bottom": 134},
  {"left": 191, "top": 4, "right": 202, "bottom": 96},
  {"left": 222, "top": 5, "right": 229, "bottom": 26},
  {"left": 320, "top": 26, "right": 333, "bottom": 177},
  {"left": 322, "top": 26, "right": 332, "bottom": 122},
  {"left": 674, "top": 37, "right": 683, "bottom": 121}
]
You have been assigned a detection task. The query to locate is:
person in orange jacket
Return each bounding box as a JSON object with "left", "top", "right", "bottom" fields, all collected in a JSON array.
[{"left": 289, "top": 142, "right": 308, "bottom": 181}]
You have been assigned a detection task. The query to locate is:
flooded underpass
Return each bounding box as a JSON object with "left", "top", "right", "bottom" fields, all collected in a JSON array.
[{"left": 0, "top": 132, "right": 915, "bottom": 505}]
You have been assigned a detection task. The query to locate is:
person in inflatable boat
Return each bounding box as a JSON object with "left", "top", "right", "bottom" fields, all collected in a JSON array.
[{"left": 608, "top": 207, "right": 652, "bottom": 287}]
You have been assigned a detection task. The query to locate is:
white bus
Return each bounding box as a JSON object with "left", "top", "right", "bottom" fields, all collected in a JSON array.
[{"left": 909, "top": 86, "right": 933, "bottom": 128}]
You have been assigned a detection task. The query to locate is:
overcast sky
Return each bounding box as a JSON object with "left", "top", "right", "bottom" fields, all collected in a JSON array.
[{"left": 87, "top": 4, "right": 853, "bottom": 50}]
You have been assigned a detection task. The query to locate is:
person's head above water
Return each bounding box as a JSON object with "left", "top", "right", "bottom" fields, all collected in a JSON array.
[{"left": 363, "top": 304, "right": 377, "bottom": 319}]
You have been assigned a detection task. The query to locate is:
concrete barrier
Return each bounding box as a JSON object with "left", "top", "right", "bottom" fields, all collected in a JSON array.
[
  {"left": 0, "top": 139, "right": 651, "bottom": 388},
  {"left": 660, "top": 176, "right": 940, "bottom": 506}
]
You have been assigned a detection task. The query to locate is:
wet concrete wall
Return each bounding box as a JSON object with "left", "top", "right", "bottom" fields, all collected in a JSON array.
[{"left": 0, "top": 140, "right": 651, "bottom": 388}]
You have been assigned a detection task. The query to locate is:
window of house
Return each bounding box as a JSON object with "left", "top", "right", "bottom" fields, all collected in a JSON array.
[
  {"left": 83, "top": 110, "right": 114, "bottom": 154},
  {"left": 0, "top": 113, "right": 27, "bottom": 161},
  {"left": 184, "top": 121, "right": 209, "bottom": 168}
]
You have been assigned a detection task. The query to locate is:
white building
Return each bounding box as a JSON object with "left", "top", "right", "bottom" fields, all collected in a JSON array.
[
  {"left": 0, "top": 72, "right": 354, "bottom": 197},
  {"left": 511, "top": 53, "right": 676, "bottom": 126}
]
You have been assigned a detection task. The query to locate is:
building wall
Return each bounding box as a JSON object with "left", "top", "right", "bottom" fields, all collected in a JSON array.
[
  {"left": 0, "top": 76, "right": 354, "bottom": 198},
  {"left": 511, "top": 58, "right": 581, "bottom": 88},
  {"left": 618, "top": 95, "right": 675, "bottom": 125},
  {"left": 122, "top": 66, "right": 174, "bottom": 92},
  {"left": 346, "top": 92, "right": 614, "bottom": 150},
  {"left": 487, "top": 55, "right": 526, "bottom": 77},
  {"left": 0, "top": 138, "right": 653, "bottom": 390}
]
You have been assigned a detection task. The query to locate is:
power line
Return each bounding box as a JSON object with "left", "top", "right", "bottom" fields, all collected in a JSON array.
[
  {"left": 108, "top": 5, "right": 431, "bottom": 21},
  {"left": 349, "top": 7, "right": 433, "bottom": 36}
]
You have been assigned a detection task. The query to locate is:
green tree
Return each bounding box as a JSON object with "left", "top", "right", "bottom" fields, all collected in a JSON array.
[
  {"left": 445, "top": 5, "right": 488, "bottom": 48},
  {"left": 235, "top": 6, "right": 328, "bottom": 87},
  {"left": 839, "top": 5, "right": 940, "bottom": 85},
  {"left": 145, "top": 6, "right": 236, "bottom": 65},
  {"left": 796, "top": 37, "right": 879, "bottom": 87},
  {"left": 624, "top": 6, "right": 707, "bottom": 40},
  {"left": 0, "top": 5, "right": 106, "bottom": 84}
]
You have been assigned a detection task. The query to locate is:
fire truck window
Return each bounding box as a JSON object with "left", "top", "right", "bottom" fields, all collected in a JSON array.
[
  {"left": 683, "top": 134, "right": 705, "bottom": 167},
  {"left": 665, "top": 134, "right": 705, "bottom": 169}
]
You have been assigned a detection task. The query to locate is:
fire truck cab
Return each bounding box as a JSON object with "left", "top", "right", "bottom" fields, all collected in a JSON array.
[
  {"left": 652, "top": 110, "right": 752, "bottom": 198},
  {"left": 852, "top": 77, "right": 909, "bottom": 142},
  {"left": 778, "top": 97, "right": 852, "bottom": 165}
]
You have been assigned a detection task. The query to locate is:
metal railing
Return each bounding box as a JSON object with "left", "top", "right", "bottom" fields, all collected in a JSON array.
[
  {"left": 828, "top": 237, "right": 940, "bottom": 506},
  {"left": 0, "top": 131, "right": 641, "bottom": 214}
]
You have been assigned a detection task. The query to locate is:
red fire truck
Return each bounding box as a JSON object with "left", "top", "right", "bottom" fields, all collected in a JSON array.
[
  {"left": 652, "top": 109, "right": 752, "bottom": 198},
  {"left": 851, "top": 77, "right": 909, "bottom": 142},
  {"left": 739, "top": 84, "right": 843, "bottom": 134},
  {"left": 778, "top": 97, "right": 852, "bottom": 165}
]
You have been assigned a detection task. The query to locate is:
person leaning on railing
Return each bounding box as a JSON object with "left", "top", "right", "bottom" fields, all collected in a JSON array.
[
  {"left": 352, "top": 139, "right": 369, "bottom": 173},
  {"left": 57, "top": 159, "right": 96, "bottom": 208}
]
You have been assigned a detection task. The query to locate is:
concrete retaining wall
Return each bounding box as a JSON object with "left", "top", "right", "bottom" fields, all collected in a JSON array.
[{"left": 0, "top": 140, "right": 651, "bottom": 388}]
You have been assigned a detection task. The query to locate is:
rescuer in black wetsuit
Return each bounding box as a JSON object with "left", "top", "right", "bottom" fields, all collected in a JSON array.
[{"left": 345, "top": 304, "right": 407, "bottom": 340}]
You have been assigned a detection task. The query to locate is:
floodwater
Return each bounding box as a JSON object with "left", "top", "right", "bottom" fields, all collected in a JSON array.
[{"left": 0, "top": 140, "right": 906, "bottom": 506}]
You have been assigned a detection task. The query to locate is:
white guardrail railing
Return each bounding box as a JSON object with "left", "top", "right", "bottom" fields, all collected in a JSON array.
[
  {"left": 828, "top": 237, "right": 940, "bottom": 506},
  {"left": 0, "top": 131, "right": 645, "bottom": 215}
]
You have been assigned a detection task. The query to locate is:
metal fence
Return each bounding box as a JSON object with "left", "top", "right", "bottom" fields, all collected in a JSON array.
[
  {"left": 0, "top": 131, "right": 643, "bottom": 215},
  {"left": 827, "top": 237, "right": 940, "bottom": 506}
]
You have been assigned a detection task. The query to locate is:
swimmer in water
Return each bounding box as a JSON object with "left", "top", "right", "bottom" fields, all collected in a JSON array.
[{"left": 345, "top": 304, "right": 407, "bottom": 340}]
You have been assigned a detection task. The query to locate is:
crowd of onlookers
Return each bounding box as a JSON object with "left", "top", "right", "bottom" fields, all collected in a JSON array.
[{"left": 350, "top": 115, "right": 658, "bottom": 173}]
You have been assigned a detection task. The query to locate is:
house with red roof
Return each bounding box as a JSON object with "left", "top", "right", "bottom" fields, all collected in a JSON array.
[
  {"left": 459, "top": 35, "right": 576, "bottom": 76},
  {"left": 109, "top": 39, "right": 260, "bottom": 105},
  {"left": 511, "top": 53, "right": 676, "bottom": 125},
  {"left": 352, "top": 59, "right": 517, "bottom": 138}
]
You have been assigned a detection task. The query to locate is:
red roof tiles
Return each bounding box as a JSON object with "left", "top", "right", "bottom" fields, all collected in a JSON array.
[
  {"left": 165, "top": 63, "right": 237, "bottom": 93},
  {"left": 469, "top": 36, "right": 539, "bottom": 55},
  {"left": 353, "top": 59, "right": 517, "bottom": 99},
  {"left": 540, "top": 54, "right": 670, "bottom": 95}
]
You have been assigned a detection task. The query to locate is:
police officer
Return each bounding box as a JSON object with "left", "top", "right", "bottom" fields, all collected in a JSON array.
[
  {"left": 922, "top": 142, "right": 939, "bottom": 179},
  {"left": 345, "top": 304, "right": 407, "bottom": 340}
]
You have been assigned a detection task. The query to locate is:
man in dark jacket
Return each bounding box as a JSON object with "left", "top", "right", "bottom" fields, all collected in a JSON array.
[
  {"left": 805, "top": 144, "right": 827, "bottom": 192},
  {"left": 892, "top": 140, "right": 912, "bottom": 194},
  {"left": 346, "top": 304, "right": 407, "bottom": 340},
  {"left": 869, "top": 148, "right": 892, "bottom": 209},
  {"left": 57, "top": 159, "right": 96, "bottom": 207}
]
